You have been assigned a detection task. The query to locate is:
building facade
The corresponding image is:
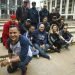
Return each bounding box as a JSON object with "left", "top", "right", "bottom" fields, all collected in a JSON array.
[
  {"left": 0, "top": 0, "right": 30, "bottom": 19},
  {"left": 40, "top": 0, "right": 75, "bottom": 20}
]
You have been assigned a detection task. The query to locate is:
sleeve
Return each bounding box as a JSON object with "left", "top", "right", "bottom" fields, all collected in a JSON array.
[
  {"left": 67, "top": 31, "right": 73, "bottom": 38},
  {"left": 7, "top": 38, "right": 12, "bottom": 53},
  {"left": 2, "top": 23, "right": 9, "bottom": 47},
  {"left": 44, "top": 33, "right": 48, "bottom": 44},
  {"left": 19, "top": 37, "right": 30, "bottom": 61},
  {"left": 37, "top": 11, "right": 40, "bottom": 23},
  {"left": 16, "top": 7, "right": 21, "bottom": 21},
  {"left": 19, "top": 23, "right": 27, "bottom": 32},
  {"left": 48, "top": 33, "right": 57, "bottom": 45},
  {"left": 48, "top": 33, "right": 53, "bottom": 45}
]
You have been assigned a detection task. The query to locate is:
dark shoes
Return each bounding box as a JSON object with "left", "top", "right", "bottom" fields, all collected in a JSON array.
[{"left": 21, "top": 67, "right": 27, "bottom": 75}]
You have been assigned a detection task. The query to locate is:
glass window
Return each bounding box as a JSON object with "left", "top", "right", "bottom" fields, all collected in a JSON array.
[
  {"left": 68, "top": 0, "right": 73, "bottom": 14},
  {"left": 57, "top": 0, "right": 60, "bottom": 12},
  {"left": 52, "top": 0, "right": 55, "bottom": 7},
  {"left": 62, "top": 0, "right": 66, "bottom": 14},
  {"left": 0, "top": 0, "right": 7, "bottom": 9},
  {"left": 48, "top": 1, "right": 50, "bottom": 10},
  {"left": 17, "top": 0, "right": 22, "bottom": 7}
]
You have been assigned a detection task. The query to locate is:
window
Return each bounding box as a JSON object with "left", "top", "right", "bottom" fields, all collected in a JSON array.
[
  {"left": 62, "top": 0, "right": 66, "bottom": 14},
  {"left": 57, "top": 0, "right": 60, "bottom": 12},
  {"left": 68, "top": 0, "right": 73, "bottom": 14},
  {"left": 52, "top": 0, "right": 55, "bottom": 7}
]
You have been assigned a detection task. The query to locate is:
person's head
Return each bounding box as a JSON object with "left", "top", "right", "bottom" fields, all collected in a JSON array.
[
  {"left": 10, "top": 14, "right": 16, "bottom": 24},
  {"left": 9, "top": 25, "right": 20, "bottom": 43},
  {"left": 52, "top": 16, "right": 57, "bottom": 21},
  {"left": 39, "top": 23, "right": 45, "bottom": 32},
  {"left": 50, "top": 24, "right": 59, "bottom": 33},
  {"left": 23, "top": 1, "right": 28, "bottom": 7},
  {"left": 63, "top": 23, "right": 68, "bottom": 32},
  {"left": 29, "top": 25, "right": 35, "bottom": 33},
  {"left": 43, "top": 4, "right": 47, "bottom": 9},
  {"left": 25, "top": 19, "right": 31, "bottom": 26},
  {"left": 60, "top": 19, "right": 64, "bottom": 24},
  {"left": 42, "top": 16, "right": 48, "bottom": 23},
  {"left": 32, "top": 1, "right": 36, "bottom": 7},
  {"left": 52, "top": 7, "right": 56, "bottom": 13}
]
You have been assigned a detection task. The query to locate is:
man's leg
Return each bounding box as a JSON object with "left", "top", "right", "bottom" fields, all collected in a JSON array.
[
  {"left": 34, "top": 44, "right": 50, "bottom": 60},
  {"left": 19, "top": 56, "right": 32, "bottom": 75},
  {"left": 7, "top": 62, "right": 18, "bottom": 73}
]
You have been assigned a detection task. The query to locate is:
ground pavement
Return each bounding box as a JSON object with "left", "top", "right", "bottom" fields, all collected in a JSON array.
[{"left": 0, "top": 43, "right": 75, "bottom": 75}]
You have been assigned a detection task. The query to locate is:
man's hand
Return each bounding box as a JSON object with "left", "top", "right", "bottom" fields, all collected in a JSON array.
[{"left": 0, "top": 59, "right": 10, "bottom": 67}]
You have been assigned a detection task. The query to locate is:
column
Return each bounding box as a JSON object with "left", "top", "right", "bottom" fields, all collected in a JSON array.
[
  {"left": 7, "top": 0, "right": 9, "bottom": 17},
  {"left": 55, "top": 0, "right": 57, "bottom": 8},
  {"left": 0, "top": 0, "right": 1, "bottom": 18},
  {"left": 15, "top": 0, "right": 17, "bottom": 13},
  {"left": 50, "top": 0, "right": 52, "bottom": 12},
  {"left": 73, "top": 2, "right": 75, "bottom": 20},
  {"left": 65, "top": 0, "right": 69, "bottom": 19},
  {"left": 60, "top": 0, "right": 62, "bottom": 14}
]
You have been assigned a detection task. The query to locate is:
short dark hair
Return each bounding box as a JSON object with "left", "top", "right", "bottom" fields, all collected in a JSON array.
[
  {"left": 24, "top": 1, "right": 28, "bottom": 3},
  {"left": 9, "top": 25, "right": 20, "bottom": 31},
  {"left": 32, "top": 2, "right": 36, "bottom": 4},
  {"left": 64, "top": 23, "right": 68, "bottom": 26}
]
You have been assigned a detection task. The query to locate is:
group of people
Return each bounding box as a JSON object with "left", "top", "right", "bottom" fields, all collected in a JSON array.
[{"left": 1, "top": 1, "right": 73, "bottom": 75}]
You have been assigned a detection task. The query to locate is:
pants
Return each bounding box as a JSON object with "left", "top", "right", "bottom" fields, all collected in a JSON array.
[
  {"left": 34, "top": 44, "right": 50, "bottom": 59},
  {"left": 30, "top": 46, "right": 39, "bottom": 56},
  {"left": 7, "top": 56, "right": 32, "bottom": 73},
  {"left": 53, "top": 39, "right": 68, "bottom": 50}
]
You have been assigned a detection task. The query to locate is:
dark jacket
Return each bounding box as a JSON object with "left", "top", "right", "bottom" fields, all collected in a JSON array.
[
  {"left": 60, "top": 30, "right": 73, "bottom": 40},
  {"left": 39, "top": 8, "right": 50, "bottom": 22},
  {"left": 7, "top": 35, "right": 30, "bottom": 61},
  {"left": 32, "top": 29, "right": 48, "bottom": 45},
  {"left": 43, "top": 22, "right": 50, "bottom": 32},
  {"left": 16, "top": 6, "right": 30, "bottom": 22},
  {"left": 48, "top": 33, "right": 60, "bottom": 45},
  {"left": 29, "top": 7, "right": 39, "bottom": 25}
]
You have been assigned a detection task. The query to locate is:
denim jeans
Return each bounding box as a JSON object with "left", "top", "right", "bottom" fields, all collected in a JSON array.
[{"left": 34, "top": 44, "right": 50, "bottom": 59}]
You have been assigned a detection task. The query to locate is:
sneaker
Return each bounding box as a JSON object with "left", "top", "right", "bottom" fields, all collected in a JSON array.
[
  {"left": 37, "top": 55, "right": 39, "bottom": 59},
  {"left": 47, "top": 55, "right": 51, "bottom": 60}
]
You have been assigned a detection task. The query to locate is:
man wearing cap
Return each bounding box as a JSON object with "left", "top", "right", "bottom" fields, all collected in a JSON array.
[
  {"left": 19, "top": 19, "right": 31, "bottom": 35},
  {"left": 2, "top": 14, "right": 18, "bottom": 48},
  {"left": 39, "top": 4, "right": 50, "bottom": 22},
  {"left": 29, "top": 2, "right": 39, "bottom": 29},
  {"left": 16, "top": 1, "right": 30, "bottom": 23}
]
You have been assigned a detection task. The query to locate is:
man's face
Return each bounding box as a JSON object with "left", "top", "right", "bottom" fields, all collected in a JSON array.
[
  {"left": 29, "top": 26, "right": 35, "bottom": 33},
  {"left": 63, "top": 26, "right": 68, "bottom": 32},
  {"left": 43, "top": 5, "right": 47, "bottom": 9},
  {"left": 9, "top": 27, "right": 20, "bottom": 42},
  {"left": 39, "top": 24, "right": 45, "bottom": 32},
  {"left": 25, "top": 21, "right": 31, "bottom": 26},
  {"left": 43, "top": 17, "right": 48, "bottom": 23},
  {"left": 61, "top": 20, "right": 64, "bottom": 24},
  {"left": 24, "top": 2, "right": 28, "bottom": 7},
  {"left": 32, "top": 3, "right": 36, "bottom": 7},
  {"left": 11, "top": 19, "right": 16, "bottom": 24}
]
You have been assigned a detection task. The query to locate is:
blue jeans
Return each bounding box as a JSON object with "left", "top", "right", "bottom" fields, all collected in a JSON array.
[{"left": 34, "top": 44, "right": 50, "bottom": 59}]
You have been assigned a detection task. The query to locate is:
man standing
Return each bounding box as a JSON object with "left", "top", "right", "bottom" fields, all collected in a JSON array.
[
  {"left": 29, "top": 2, "right": 39, "bottom": 29},
  {"left": 39, "top": 4, "right": 50, "bottom": 22},
  {"left": 16, "top": 1, "right": 30, "bottom": 23}
]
